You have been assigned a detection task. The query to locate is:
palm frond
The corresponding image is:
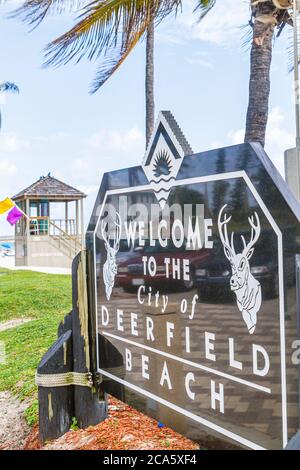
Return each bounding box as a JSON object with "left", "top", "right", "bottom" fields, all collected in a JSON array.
[
  {"left": 0, "top": 82, "right": 19, "bottom": 93},
  {"left": 15, "top": 0, "right": 216, "bottom": 93},
  {"left": 193, "top": 0, "right": 216, "bottom": 20},
  {"left": 41, "top": 0, "right": 182, "bottom": 89},
  {"left": 44, "top": 1, "right": 182, "bottom": 67},
  {"left": 11, "top": 0, "right": 87, "bottom": 27},
  {"left": 91, "top": 22, "right": 147, "bottom": 92}
]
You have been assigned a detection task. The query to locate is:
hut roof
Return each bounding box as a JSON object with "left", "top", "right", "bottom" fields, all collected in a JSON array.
[{"left": 12, "top": 174, "right": 86, "bottom": 201}]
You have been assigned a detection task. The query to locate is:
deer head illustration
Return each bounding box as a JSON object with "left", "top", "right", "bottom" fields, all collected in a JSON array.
[
  {"left": 218, "top": 205, "right": 262, "bottom": 334},
  {"left": 101, "top": 212, "right": 122, "bottom": 300}
]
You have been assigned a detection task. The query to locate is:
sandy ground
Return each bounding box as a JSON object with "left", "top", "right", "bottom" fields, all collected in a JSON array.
[
  {"left": 0, "top": 319, "right": 34, "bottom": 449},
  {"left": 0, "top": 392, "right": 30, "bottom": 450},
  {"left": 0, "top": 256, "right": 71, "bottom": 275},
  {"left": 0, "top": 318, "right": 33, "bottom": 332}
]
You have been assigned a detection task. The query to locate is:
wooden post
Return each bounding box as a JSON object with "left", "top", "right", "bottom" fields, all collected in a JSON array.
[
  {"left": 25, "top": 198, "right": 30, "bottom": 265},
  {"left": 72, "top": 251, "right": 107, "bottom": 428},
  {"left": 37, "top": 329, "right": 74, "bottom": 442},
  {"left": 80, "top": 199, "right": 84, "bottom": 249},
  {"left": 76, "top": 200, "right": 79, "bottom": 237},
  {"left": 37, "top": 251, "right": 108, "bottom": 443},
  {"left": 65, "top": 201, "right": 68, "bottom": 234}
]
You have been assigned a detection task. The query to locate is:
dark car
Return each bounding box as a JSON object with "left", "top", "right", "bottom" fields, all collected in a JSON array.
[
  {"left": 194, "top": 230, "right": 294, "bottom": 301},
  {"left": 96, "top": 239, "right": 142, "bottom": 275},
  {"left": 116, "top": 240, "right": 211, "bottom": 292}
]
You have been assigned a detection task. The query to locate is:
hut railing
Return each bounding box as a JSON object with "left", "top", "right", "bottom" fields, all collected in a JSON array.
[
  {"left": 29, "top": 216, "right": 49, "bottom": 235},
  {"left": 29, "top": 217, "right": 77, "bottom": 236},
  {"left": 28, "top": 217, "right": 82, "bottom": 258},
  {"left": 48, "top": 220, "right": 82, "bottom": 256},
  {"left": 51, "top": 219, "right": 77, "bottom": 235}
]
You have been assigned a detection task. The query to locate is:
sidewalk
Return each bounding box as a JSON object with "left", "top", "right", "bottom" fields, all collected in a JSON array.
[{"left": 0, "top": 256, "right": 71, "bottom": 275}]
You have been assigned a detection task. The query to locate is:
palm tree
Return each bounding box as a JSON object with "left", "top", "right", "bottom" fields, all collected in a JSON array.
[
  {"left": 0, "top": 81, "right": 19, "bottom": 129},
  {"left": 14, "top": 1, "right": 293, "bottom": 148},
  {"left": 13, "top": 1, "right": 213, "bottom": 148},
  {"left": 245, "top": 0, "right": 292, "bottom": 147},
  {"left": 185, "top": 0, "right": 292, "bottom": 148},
  {"left": 146, "top": 19, "right": 155, "bottom": 146}
]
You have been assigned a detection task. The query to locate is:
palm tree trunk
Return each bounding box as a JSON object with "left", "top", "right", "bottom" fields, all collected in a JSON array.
[
  {"left": 145, "top": 20, "right": 155, "bottom": 148},
  {"left": 244, "top": 5, "right": 275, "bottom": 147}
]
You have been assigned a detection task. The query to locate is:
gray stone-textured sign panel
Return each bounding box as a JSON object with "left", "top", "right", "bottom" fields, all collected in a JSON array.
[{"left": 87, "top": 141, "right": 300, "bottom": 450}]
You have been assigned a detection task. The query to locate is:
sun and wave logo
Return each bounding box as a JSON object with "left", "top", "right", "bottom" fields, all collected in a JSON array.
[
  {"left": 147, "top": 147, "right": 178, "bottom": 208},
  {"left": 153, "top": 150, "right": 173, "bottom": 178},
  {"left": 142, "top": 112, "right": 190, "bottom": 209}
]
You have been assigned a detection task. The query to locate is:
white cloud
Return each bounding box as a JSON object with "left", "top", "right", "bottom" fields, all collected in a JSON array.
[
  {"left": 87, "top": 127, "right": 144, "bottom": 154},
  {"left": 36, "top": 132, "right": 69, "bottom": 143},
  {"left": 185, "top": 0, "right": 249, "bottom": 45},
  {"left": 264, "top": 107, "right": 294, "bottom": 175},
  {"left": 77, "top": 184, "right": 99, "bottom": 195},
  {"left": 159, "top": 0, "right": 250, "bottom": 47},
  {"left": 73, "top": 158, "right": 89, "bottom": 171},
  {"left": 228, "top": 128, "right": 244, "bottom": 145},
  {"left": 61, "top": 126, "right": 145, "bottom": 222},
  {"left": 185, "top": 51, "right": 213, "bottom": 68},
  {"left": 0, "top": 159, "right": 17, "bottom": 176},
  {"left": 228, "top": 107, "right": 294, "bottom": 176},
  {"left": 70, "top": 126, "right": 144, "bottom": 183},
  {"left": 0, "top": 132, "right": 30, "bottom": 153}
]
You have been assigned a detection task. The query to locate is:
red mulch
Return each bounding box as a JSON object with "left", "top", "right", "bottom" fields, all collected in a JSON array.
[{"left": 24, "top": 396, "right": 199, "bottom": 451}]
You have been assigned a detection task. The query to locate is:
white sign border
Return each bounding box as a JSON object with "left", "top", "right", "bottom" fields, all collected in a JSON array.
[{"left": 93, "top": 170, "right": 287, "bottom": 450}]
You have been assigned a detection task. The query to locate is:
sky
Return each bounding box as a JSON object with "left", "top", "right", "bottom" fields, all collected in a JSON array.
[{"left": 0, "top": 0, "right": 297, "bottom": 235}]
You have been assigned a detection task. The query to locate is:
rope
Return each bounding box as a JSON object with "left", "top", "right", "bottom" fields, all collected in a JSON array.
[{"left": 36, "top": 371, "right": 93, "bottom": 388}]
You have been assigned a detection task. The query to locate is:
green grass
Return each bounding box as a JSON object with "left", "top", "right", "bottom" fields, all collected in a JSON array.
[{"left": 0, "top": 267, "right": 72, "bottom": 424}]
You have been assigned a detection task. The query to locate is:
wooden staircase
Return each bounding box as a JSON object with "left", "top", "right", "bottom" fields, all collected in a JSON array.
[
  {"left": 28, "top": 216, "right": 82, "bottom": 260},
  {"left": 48, "top": 220, "right": 82, "bottom": 259}
]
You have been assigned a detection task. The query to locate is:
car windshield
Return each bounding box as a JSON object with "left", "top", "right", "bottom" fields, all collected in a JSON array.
[
  {"left": 143, "top": 240, "right": 185, "bottom": 254},
  {"left": 119, "top": 239, "right": 133, "bottom": 252}
]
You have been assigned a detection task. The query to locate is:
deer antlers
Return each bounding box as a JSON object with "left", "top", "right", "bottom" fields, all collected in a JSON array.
[
  {"left": 218, "top": 204, "right": 236, "bottom": 260},
  {"left": 218, "top": 205, "right": 261, "bottom": 261},
  {"left": 101, "top": 212, "right": 122, "bottom": 249},
  {"left": 242, "top": 212, "right": 261, "bottom": 258}
]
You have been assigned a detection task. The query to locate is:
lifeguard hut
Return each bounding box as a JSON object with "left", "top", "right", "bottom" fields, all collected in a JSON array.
[{"left": 12, "top": 174, "right": 86, "bottom": 268}]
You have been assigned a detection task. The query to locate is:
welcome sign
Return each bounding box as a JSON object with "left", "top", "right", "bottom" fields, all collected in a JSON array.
[{"left": 87, "top": 112, "right": 300, "bottom": 450}]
